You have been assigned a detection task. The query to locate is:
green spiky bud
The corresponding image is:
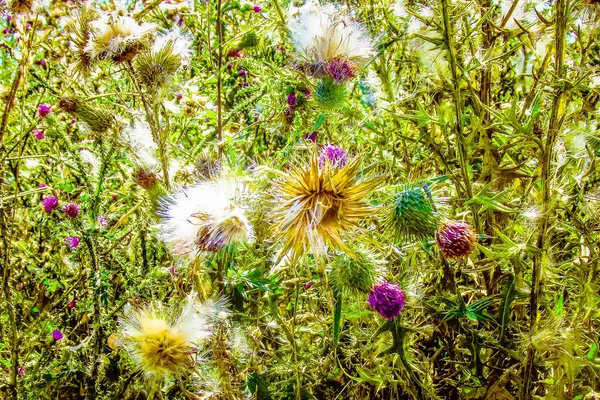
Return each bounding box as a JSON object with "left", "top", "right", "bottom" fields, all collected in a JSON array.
[
  {"left": 315, "top": 77, "right": 347, "bottom": 110},
  {"left": 238, "top": 32, "right": 259, "bottom": 49},
  {"left": 385, "top": 185, "right": 439, "bottom": 243},
  {"left": 330, "top": 252, "right": 377, "bottom": 295},
  {"left": 135, "top": 40, "right": 183, "bottom": 89},
  {"left": 59, "top": 97, "right": 117, "bottom": 133}
]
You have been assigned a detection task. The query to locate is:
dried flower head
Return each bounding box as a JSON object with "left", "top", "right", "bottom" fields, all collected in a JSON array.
[
  {"left": 86, "top": 15, "right": 155, "bottom": 63},
  {"left": 289, "top": 2, "right": 375, "bottom": 81},
  {"left": 436, "top": 220, "right": 476, "bottom": 259},
  {"left": 9, "top": 0, "right": 32, "bottom": 13},
  {"left": 273, "top": 152, "right": 383, "bottom": 261},
  {"left": 158, "top": 180, "right": 254, "bottom": 256},
  {"left": 384, "top": 184, "right": 440, "bottom": 243},
  {"left": 133, "top": 167, "right": 159, "bottom": 189},
  {"left": 120, "top": 295, "right": 218, "bottom": 379},
  {"left": 368, "top": 281, "right": 405, "bottom": 319},
  {"left": 122, "top": 121, "right": 158, "bottom": 166}
]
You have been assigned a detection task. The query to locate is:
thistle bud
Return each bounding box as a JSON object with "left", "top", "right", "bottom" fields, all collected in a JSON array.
[
  {"left": 330, "top": 252, "right": 376, "bottom": 295},
  {"left": 435, "top": 220, "right": 476, "bottom": 259},
  {"left": 385, "top": 185, "right": 439, "bottom": 243},
  {"left": 315, "top": 78, "right": 347, "bottom": 110},
  {"left": 59, "top": 97, "right": 116, "bottom": 133}
]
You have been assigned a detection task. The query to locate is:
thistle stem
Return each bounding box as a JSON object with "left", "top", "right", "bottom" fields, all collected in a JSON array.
[
  {"left": 521, "top": 0, "right": 569, "bottom": 396},
  {"left": 216, "top": 0, "right": 224, "bottom": 159}
]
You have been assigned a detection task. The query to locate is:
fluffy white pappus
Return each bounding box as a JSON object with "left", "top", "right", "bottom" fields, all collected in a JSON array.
[
  {"left": 288, "top": 2, "right": 375, "bottom": 65},
  {"left": 79, "top": 149, "right": 100, "bottom": 175},
  {"left": 123, "top": 120, "right": 159, "bottom": 167},
  {"left": 85, "top": 15, "right": 156, "bottom": 61},
  {"left": 157, "top": 181, "right": 255, "bottom": 256},
  {"left": 153, "top": 28, "right": 193, "bottom": 68}
]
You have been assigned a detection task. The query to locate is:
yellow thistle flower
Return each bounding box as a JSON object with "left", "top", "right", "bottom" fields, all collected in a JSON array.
[
  {"left": 120, "top": 295, "right": 219, "bottom": 379},
  {"left": 273, "top": 152, "right": 384, "bottom": 262}
]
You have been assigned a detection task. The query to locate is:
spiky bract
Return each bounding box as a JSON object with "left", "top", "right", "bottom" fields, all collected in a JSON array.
[
  {"left": 59, "top": 97, "right": 116, "bottom": 133},
  {"left": 385, "top": 185, "right": 439, "bottom": 243},
  {"left": 368, "top": 282, "right": 405, "bottom": 319},
  {"left": 315, "top": 78, "right": 347, "bottom": 110},
  {"left": 158, "top": 181, "right": 254, "bottom": 256},
  {"left": 435, "top": 220, "right": 476, "bottom": 259},
  {"left": 120, "top": 295, "right": 216, "bottom": 379},
  {"left": 273, "top": 152, "right": 383, "bottom": 261},
  {"left": 330, "top": 251, "right": 377, "bottom": 295}
]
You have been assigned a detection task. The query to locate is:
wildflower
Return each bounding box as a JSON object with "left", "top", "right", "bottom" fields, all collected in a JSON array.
[
  {"left": 318, "top": 144, "right": 348, "bottom": 168},
  {"left": 384, "top": 185, "right": 439, "bottom": 243},
  {"left": 9, "top": 0, "right": 32, "bottom": 13},
  {"left": 253, "top": 4, "right": 262, "bottom": 13},
  {"left": 273, "top": 152, "right": 383, "bottom": 261},
  {"left": 368, "top": 282, "right": 405, "bottom": 319},
  {"left": 33, "top": 128, "right": 44, "bottom": 140},
  {"left": 305, "top": 281, "right": 313, "bottom": 289},
  {"left": 42, "top": 196, "right": 59, "bottom": 212},
  {"left": 157, "top": 180, "right": 254, "bottom": 256},
  {"left": 289, "top": 3, "right": 375, "bottom": 82},
  {"left": 239, "top": 69, "right": 246, "bottom": 77},
  {"left": 135, "top": 29, "right": 192, "bottom": 89},
  {"left": 59, "top": 97, "right": 116, "bottom": 133},
  {"left": 97, "top": 216, "right": 108, "bottom": 227},
  {"left": 287, "top": 92, "right": 297, "bottom": 106},
  {"left": 18, "top": 367, "right": 24, "bottom": 376},
  {"left": 119, "top": 294, "right": 218, "bottom": 378},
  {"left": 38, "top": 183, "right": 47, "bottom": 188},
  {"left": 39, "top": 59, "right": 46, "bottom": 67},
  {"left": 436, "top": 220, "right": 476, "bottom": 259},
  {"left": 133, "top": 167, "right": 159, "bottom": 190},
  {"left": 65, "top": 236, "right": 80, "bottom": 250},
  {"left": 85, "top": 15, "right": 156, "bottom": 63},
  {"left": 63, "top": 202, "right": 80, "bottom": 218},
  {"left": 52, "top": 330, "right": 64, "bottom": 341},
  {"left": 304, "top": 131, "right": 317, "bottom": 142},
  {"left": 314, "top": 77, "right": 347, "bottom": 109},
  {"left": 38, "top": 104, "right": 51, "bottom": 118},
  {"left": 243, "top": 82, "right": 249, "bottom": 87},
  {"left": 67, "top": 299, "right": 77, "bottom": 309}
]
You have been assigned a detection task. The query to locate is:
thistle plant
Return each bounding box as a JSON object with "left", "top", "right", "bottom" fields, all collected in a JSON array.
[{"left": 385, "top": 184, "right": 440, "bottom": 243}]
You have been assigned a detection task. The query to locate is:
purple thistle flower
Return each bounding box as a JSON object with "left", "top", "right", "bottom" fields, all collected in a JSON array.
[
  {"left": 253, "top": 4, "right": 262, "bottom": 13},
  {"left": 62, "top": 202, "right": 80, "bottom": 218},
  {"left": 436, "top": 220, "right": 476, "bottom": 258},
  {"left": 40, "top": 59, "right": 46, "bottom": 67},
  {"left": 97, "top": 215, "right": 108, "bottom": 227},
  {"left": 305, "top": 281, "right": 313, "bottom": 289},
  {"left": 42, "top": 196, "right": 59, "bottom": 212},
  {"left": 33, "top": 128, "right": 44, "bottom": 140},
  {"left": 239, "top": 69, "right": 246, "bottom": 77},
  {"left": 18, "top": 367, "right": 24, "bottom": 376},
  {"left": 67, "top": 299, "right": 77, "bottom": 309},
  {"left": 65, "top": 236, "right": 80, "bottom": 250},
  {"left": 38, "top": 183, "right": 47, "bottom": 188},
  {"left": 304, "top": 88, "right": 311, "bottom": 98},
  {"left": 368, "top": 282, "right": 405, "bottom": 319},
  {"left": 38, "top": 104, "right": 51, "bottom": 118},
  {"left": 243, "top": 82, "right": 249, "bottom": 87},
  {"left": 318, "top": 144, "right": 349, "bottom": 168},
  {"left": 304, "top": 131, "right": 317, "bottom": 143},
  {"left": 52, "top": 330, "right": 63, "bottom": 341},
  {"left": 287, "top": 93, "right": 297, "bottom": 106},
  {"left": 327, "top": 58, "right": 356, "bottom": 83}
]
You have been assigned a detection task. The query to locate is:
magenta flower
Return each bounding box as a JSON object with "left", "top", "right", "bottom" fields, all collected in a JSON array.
[
  {"left": 38, "top": 183, "right": 47, "bottom": 188},
  {"left": 327, "top": 58, "right": 356, "bottom": 83},
  {"left": 253, "top": 4, "right": 262, "bottom": 12},
  {"left": 287, "top": 93, "right": 297, "bottom": 106},
  {"left": 33, "top": 128, "right": 44, "bottom": 140},
  {"left": 52, "top": 330, "right": 63, "bottom": 341},
  {"left": 436, "top": 220, "right": 476, "bottom": 258},
  {"left": 39, "top": 59, "right": 46, "bottom": 67},
  {"left": 304, "top": 132, "right": 317, "bottom": 143},
  {"left": 97, "top": 216, "right": 108, "bottom": 227},
  {"left": 65, "top": 236, "right": 80, "bottom": 250},
  {"left": 318, "top": 144, "right": 349, "bottom": 168},
  {"left": 62, "top": 202, "right": 80, "bottom": 218},
  {"left": 67, "top": 299, "right": 77, "bottom": 309},
  {"left": 239, "top": 69, "right": 246, "bottom": 77},
  {"left": 305, "top": 281, "right": 313, "bottom": 289},
  {"left": 304, "top": 88, "right": 311, "bottom": 98},
  {"left": 18, "top": 367, "right": 24, "bottom": 376},
  {"left": 42, "top": 196, "right": 59, "bottom": 212},
  {"left": 368, "top": 282, "right": 405, "bottom": 319},
  {"left": 38, "top": 104, "right": 51, "bottom": 118}
]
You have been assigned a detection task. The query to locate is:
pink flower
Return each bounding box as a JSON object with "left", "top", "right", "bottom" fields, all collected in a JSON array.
[
  {"left": 67, "top": 299, "right": 77, "bottom": 309},
  {"left": 38, "top": 104, "right": 51, "bottom": 118},
  {"left": 52, "top": 330, "right": 63, "bottom": 341},
  {"left": 305, "top": 281, "right": 313, "bottom": 289},
  {"left": 42, "top": 196, "right": 59, "bottom": 212},
  {"left": 65, "top": 236, "right": 80, "bottom": 250},
  {"left": 97, "top": 216, "right": 108, "bottom": 227},
  {"left": 33, "top": 128, "right": 44, "bottom": 140},
  {"left": 18, "top": 368, "right": 24, "bottom": 376},
  {"left": 253, "top": 4, "right": 262, "bottom": 13},
  {"left": 62, "top": 202, "right": 80, "bottom": 218}
]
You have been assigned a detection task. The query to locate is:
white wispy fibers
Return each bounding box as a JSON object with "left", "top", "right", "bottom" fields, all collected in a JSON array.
[
  {"left": 152, "top": 28, "right": 193, "bottom": 68},
  {"left": 288, "top": 2, "right": 375, "bottom": 66},
  {"left": 119, "top": 293, "right": 222, "bottom": 379},
  {"left": 123, "top": 120, "right": 159, "bottom": 167},
  {"left": 157, "top": 180, "right": 254, "bottom": 256},
  {"left": 85, "top": 15, "right": 156, "bottom": 62},
  {"left": 79, "top": 148, "right": 100, "bottom": 175}
]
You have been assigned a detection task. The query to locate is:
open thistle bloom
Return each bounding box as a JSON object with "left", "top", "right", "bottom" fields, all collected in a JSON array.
[
  {"left": 85, "top": 15, "right": 155, "bottom": 63},
  {"left": 273, "top": 152, "right": 383, "bottom": 261},
  {"left": 288, "top": 3, "right": 375, "bottom": 82},
  {"left": 120, "top": 295, "right": 218, "bottom": 379},
  {"left": 42, "top": 196, "right": 59, "bottom": 212},
  {"left": 158, "top": 181, "right": 254, "bottom": 256},
  {"left": 436, "top": 220, "right": 476, "bottom": 259},
  {"left": 384, "top": 184, "right": 439, "bottom": 243},
  {"left": 368, "top": 281, "right": 405, "bottom": 319},
  {"left": 318, "top": 144, "right": 348, "bottom": 169}
]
